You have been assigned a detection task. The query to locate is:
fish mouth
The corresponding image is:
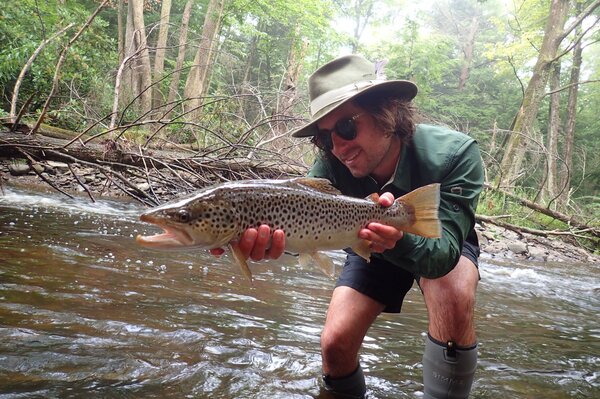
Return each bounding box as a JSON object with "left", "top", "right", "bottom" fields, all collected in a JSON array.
[{"left": 136, "top": 214, "right": 194, "bottom": 248}]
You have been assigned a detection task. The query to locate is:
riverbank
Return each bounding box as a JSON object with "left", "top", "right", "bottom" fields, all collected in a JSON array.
[{"left": 2, "top": 159, "right": 598, "bottom": 264}]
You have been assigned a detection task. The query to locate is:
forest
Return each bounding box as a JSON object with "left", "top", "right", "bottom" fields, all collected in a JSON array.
[{"left": 1, "top": 0, "right": 599, "bottom": 249}]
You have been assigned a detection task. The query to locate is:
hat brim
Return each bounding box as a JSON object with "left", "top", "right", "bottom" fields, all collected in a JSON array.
[{"left": 290, "top": 80, "right": 417, "bottom": 138}]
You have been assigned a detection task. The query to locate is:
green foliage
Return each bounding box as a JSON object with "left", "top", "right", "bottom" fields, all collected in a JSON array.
[
  {"left": 1, "top": 0, "right": 599, "bottom": 207},
  {"left": 367, "top": 8, "right": 522, "bottom": 136},
  {"left": 478, "top": 187, "right": 563, "bottom": 230},
  {"left": 0, "top": 0, "right": 116, "bottom": 128},
  {"left": 478, "top": 187, "right": 599, "bottom": 252}
]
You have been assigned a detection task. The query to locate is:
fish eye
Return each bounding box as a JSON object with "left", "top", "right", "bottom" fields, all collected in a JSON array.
[{"left": 176, "top": 209, "right": 191, "bottom": 223}]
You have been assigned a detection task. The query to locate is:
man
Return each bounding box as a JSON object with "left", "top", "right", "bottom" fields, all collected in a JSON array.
[{"left": 221, "top": 54, "right": 483, "bottom": 398}]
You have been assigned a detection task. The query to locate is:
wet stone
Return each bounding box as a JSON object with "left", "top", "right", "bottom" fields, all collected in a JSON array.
[
  {"left": 9, "top": 164, "right": 30, "bottom": 176},
  {"left": 507, "top": 241, "right": 528, "bottom": 255}
]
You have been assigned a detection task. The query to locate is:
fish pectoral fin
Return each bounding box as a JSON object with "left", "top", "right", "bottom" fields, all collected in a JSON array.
[
  {"left": 298, "top": 253, "right": 312, "bottom": 269},
  {"left": 351, "top": 240, "right": 372, "bottom": 262},
  {"left": 228, "top": 244, "right": 254, "bottom": 285},
  {"left": 300, "top": 252, "right": 336, "bottom": 278}
]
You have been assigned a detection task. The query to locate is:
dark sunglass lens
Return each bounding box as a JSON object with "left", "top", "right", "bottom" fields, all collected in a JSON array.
[{"left": 335, "top": 118, "right": 357, "bottom": 140}]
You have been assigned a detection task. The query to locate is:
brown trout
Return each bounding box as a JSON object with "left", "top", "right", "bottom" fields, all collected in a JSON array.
[{"left": 136, "top": 177, "right": 441, "bottom": 282}]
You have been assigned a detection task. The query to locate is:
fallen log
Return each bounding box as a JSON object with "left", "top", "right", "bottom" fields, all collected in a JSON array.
[
  {"left": 484, "top": 183, "right": 600, "bottom": 239},
  {"left": 0, "top": 127, "right": 307, "bottom": 205},
  {"left": 476, "top": 214, "right": 598, "bottom": 241},
  {"left": 0, "top": 129, "right": 307, "bottom": 176}
]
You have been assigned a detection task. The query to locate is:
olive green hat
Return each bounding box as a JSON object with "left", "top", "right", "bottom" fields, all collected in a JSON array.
[{"left": 290, "top": 54, "right": 418, "bottom": 138}]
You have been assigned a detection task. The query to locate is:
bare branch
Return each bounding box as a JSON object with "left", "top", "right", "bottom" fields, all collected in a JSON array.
[
  {"left": 31, "top": 1, "right": 109, "bottom": 135},
  {"left": 10, "top": 23, "right": 74, "bottom": 122}
]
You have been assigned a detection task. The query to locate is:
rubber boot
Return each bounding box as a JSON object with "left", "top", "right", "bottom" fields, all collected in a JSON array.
[
  {"left": 321, "top": 364, "right": 367, "bottom": 399},
  {"left": 422, "top": 334, "right": 477, "bottom": 399}
]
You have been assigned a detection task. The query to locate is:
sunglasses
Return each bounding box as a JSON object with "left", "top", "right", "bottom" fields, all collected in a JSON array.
[{"left": 311, "top": 113, "right": 362, "bottom": 151}]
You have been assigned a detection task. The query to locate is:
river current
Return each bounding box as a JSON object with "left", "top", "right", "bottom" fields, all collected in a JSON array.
[{"left": 0, "top": 186, "right": 598, "bottom": 398}]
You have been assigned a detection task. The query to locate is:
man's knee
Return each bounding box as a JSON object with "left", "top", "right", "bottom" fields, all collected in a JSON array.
[
  {"left": 448, "top": 279, "right": 476, "bottom": 312},
  {"left": 424, "top": 257, "right": 478, "bottom": 304},
  {"left": 448, "top": 257, "right": 478, "bottom": 313},
  {"left": 422, "top": 256, "right": 478, "bottom": 344}
]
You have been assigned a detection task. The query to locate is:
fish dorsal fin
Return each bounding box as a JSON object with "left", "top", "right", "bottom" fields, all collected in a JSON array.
[{"left": 292, "top": 177, "right": 342, "bottom": 195}]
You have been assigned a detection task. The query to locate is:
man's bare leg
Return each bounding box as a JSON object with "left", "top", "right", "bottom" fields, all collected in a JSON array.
[
  {"left": 419, "top": 256, "right": 479, "bottom": 398},
  {"left": 320, "top": 286, "right": 384, "bottom": 397}
]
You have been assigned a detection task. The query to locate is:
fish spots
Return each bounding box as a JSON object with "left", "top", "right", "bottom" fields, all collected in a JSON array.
[
  {"left": 197, "top": 181, "right": 391, "bottom": 243},
  {"left": 139, "top": 178, "right": 433, "bottom": 251}
]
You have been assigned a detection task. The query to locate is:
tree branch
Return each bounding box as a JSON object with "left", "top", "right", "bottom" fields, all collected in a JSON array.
[{"left": 31, "top": 0, "right": 109, "bottom": 135}]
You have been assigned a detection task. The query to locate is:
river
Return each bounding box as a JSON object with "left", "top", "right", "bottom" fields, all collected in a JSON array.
[{"left": 0, "top": 186, "right": 598, "bottom": 398}]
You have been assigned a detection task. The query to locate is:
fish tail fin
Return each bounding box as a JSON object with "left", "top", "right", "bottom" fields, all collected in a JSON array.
[{"left": 397, "top": 183, "right": 442, "bottom": 238}]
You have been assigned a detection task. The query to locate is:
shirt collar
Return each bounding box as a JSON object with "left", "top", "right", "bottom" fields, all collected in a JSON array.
[{"left": 379, "top": 143, "right": 412, "bottom": 194}]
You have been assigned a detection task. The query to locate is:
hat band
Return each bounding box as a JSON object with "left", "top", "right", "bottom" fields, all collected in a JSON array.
[{"left": 310, "top": 79, "right": 386, "bottom": 116}]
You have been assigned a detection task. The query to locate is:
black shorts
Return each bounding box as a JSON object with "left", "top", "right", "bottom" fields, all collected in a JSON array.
[{"left": 336, "top": 239, "right": 480, "bottom": 313}]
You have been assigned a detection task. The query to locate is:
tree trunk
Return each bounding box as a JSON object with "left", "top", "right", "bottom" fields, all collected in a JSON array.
[
  {"left": 273, "top": 32, "right": 309, "bottom": 137},
  {"left": 458, "top": 16, "right": 478, "bottom": 91},
  {"left": 117, "top": 0, "right": 125, "bottom": 65},
  {"left": 183, "top": 0, "right": 224, "bottom": 117},
  {"left": 350, "top": 0, "right": 374, "bottom": 53},
  {"left": 544, "top": 61, "right": 561, "bottom": 204},
  {"left": 122, "top": 0, "right": 136, "bottom": 102},
  {"left": 166, "top": 0, "right": 193, "bottom": 111},
  {"left": 152, "top": 0, "right": 172, "bottom": 112},
  {"left": 483, "top": 183, "right": 600, "bottom": 239},
  {"left": 498, "top": 0, "right": 569, "bottom": 188},
  {"left": 239, "top": 30, "right": 259, "bottom": 120},
  {"left": 497, "top": 0, "right": 600, "bottom": 189},
  {"left": 560, "top": 3, "right": 584, "bottom": 208},
  {"left": 123, "top": 0, "right": 153, "bottom": 115}
]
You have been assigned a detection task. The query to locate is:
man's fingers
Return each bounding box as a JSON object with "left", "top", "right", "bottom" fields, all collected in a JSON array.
[
  {"left": 267, "top": 229, "right": 286, "bottom": 259},
  {"left": 250, "top": 225, "right": 271, "bottom": 261},
  {"left": 378, "top": 192, "right": 395, "bottom": 207},
  {"left": 368, "top": 222, "right": 404, "bottom": 241},
  {"left": 359, "top": 222, "right": 404, "bottom": 252},
  {"left": 237, "top": 228, "right": 258, "bottom": 259},
  {"left": 210, "top": 226, "right": 286, "bottom": 261}
]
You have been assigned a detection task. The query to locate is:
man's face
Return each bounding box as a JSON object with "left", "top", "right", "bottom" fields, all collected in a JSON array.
[{"left": 316, "top": 102, "right": 400, "bottom": 182}]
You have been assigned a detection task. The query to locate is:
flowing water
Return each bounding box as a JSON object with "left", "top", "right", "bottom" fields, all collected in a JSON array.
[{"left": 0, "top": 186, "right": 598, "bottom": 398}]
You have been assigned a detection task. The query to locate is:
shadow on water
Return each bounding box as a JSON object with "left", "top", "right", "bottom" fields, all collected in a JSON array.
[{"left": 0, "top": 186, "right": 598, "bottom": 398}]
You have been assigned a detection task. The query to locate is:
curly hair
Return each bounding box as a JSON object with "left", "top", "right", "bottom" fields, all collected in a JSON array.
[{"left": 352, "top": 92, "right": 419, "bottom": 145}]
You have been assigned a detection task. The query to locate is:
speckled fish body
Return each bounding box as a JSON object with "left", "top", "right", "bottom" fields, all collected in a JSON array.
[{"left": 136, "top": 177, "right": 441, "bottom": 281}]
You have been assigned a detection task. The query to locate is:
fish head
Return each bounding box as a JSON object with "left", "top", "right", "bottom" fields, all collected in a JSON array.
[{"left": 136, "top": 197, "right": 239, "bottom": 249}]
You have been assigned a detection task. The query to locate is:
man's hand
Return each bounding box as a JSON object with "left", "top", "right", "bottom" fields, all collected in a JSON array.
[
  {"left": 209, "top": 225, "right": 286, "bottom": 261},
  {"left": 209, "top": 192, "right": 402, "bottom": 258},
  {"left": 358, "top": 192, "right": 404, "bottom": 253}
]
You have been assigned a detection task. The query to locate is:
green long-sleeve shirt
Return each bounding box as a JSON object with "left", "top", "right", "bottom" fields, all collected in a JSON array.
[{"left": 308, "top": 124, "right": 484, "bottom": 278}]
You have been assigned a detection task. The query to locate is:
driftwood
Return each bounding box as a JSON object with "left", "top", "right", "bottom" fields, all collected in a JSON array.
[
  {"left": 476, "top": 215, "right": 598, "bottom": 241},
  {"left": 484, "top": 183, "right": 600, "bottom": 239},
  {"left": 0, "top": 126, "right": 307, "bottom": 205}
]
